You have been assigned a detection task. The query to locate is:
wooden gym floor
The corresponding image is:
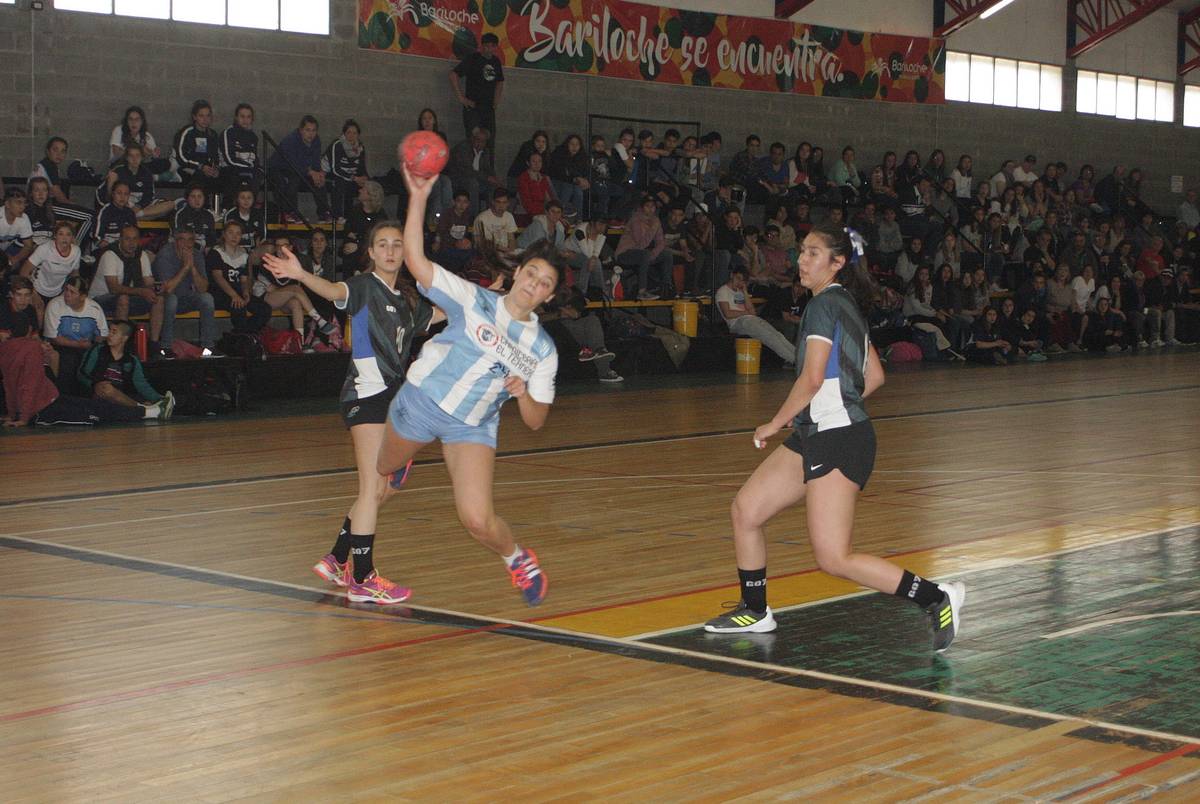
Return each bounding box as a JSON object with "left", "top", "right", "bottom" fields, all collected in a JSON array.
[{"left": 2, "top": 352, "right": 1200, "bottom": 801}]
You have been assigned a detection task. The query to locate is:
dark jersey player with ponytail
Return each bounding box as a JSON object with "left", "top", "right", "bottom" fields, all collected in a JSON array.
[{"left": 704, "top": 222, "right": 966, "bottom": 652}]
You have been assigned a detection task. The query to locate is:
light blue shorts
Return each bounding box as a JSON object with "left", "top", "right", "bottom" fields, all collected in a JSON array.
[{"left": 388, "top": 381, "right": 498, "bottom": 448}]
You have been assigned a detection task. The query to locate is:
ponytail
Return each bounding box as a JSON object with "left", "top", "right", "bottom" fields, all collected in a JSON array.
[{"left": 808, "top": 221, "right": 879, "bottom": 313}]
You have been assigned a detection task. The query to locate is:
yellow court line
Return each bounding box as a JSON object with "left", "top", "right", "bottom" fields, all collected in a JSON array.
[{"left": 536, "top": 506, "right": 1200, "bottom": 638}]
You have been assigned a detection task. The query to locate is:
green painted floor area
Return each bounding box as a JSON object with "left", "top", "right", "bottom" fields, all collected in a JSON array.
[{"left": 647, "top": 527, "right": 1200, "bottom": 739}]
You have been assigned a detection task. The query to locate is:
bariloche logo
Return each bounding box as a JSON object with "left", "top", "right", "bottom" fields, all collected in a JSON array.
[
  {"left": 476, "top": 323, "right": 499, "bottom": 348},
  {"left": 389, "top": 0, "right": 479, "bottom": 30}
]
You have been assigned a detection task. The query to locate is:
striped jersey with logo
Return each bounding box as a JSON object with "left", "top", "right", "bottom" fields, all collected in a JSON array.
[{"left": 406, "top": 264, "right": 557, "bottom": 427}]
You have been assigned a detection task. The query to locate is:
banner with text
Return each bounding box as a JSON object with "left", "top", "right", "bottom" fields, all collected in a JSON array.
[{"left": 359, "top": 0, "right": 946, "bottom": 104}]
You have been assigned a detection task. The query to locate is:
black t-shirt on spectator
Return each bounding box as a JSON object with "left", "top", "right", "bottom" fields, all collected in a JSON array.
[
  {"left": 206, "top": 248, "right": 249, "bottom": 306},
  {"left": 453, "top": 52, "right": 504, "bottom": 107},
  {"left": 0, "top": 302, "right": 38, "bottom": 338}
]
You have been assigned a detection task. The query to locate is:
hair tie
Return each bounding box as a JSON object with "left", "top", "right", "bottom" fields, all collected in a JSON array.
[{"left": 844, "top": 227, "right": 866, "bottom": 266}]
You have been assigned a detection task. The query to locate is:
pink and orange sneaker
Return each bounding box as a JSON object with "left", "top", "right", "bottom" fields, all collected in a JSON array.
[
  {"left": 312, "top": 554, "right": 351, "bottom": 588},
  {"left": 346, "top": 571, "right": 412, "bottom": 605},
  {"left": 507, "top": 547, "right": 548, "bottom": 606}
]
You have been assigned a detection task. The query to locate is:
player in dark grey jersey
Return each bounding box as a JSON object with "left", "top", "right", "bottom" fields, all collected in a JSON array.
[
  {"left": 263, "top": 220, "right": 442, "bottom": 605},
  {"left": 704, "top": 222, "right": 966, "bottom": 652}
]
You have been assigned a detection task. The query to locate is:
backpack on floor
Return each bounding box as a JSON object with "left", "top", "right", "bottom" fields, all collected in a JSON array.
[
  {"left": 175, "top": 365, "right": 243, "bottom": 416},
  {"left": 218, "top": 331, "right": 266, "bottom": 362},
  {"left": 911, "top": 327, "right": 942, "bottom": 362},
  {"left": 259, "top": 327, "right": 302, "bottom": 356},
  {"left": 887, "top": 342, "right": 923, "bottom": 363}
]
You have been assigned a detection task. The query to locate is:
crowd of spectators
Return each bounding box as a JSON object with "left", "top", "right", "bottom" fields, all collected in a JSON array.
[{"left": 4, "top": 77, "right": 1200, "bottom": 424}]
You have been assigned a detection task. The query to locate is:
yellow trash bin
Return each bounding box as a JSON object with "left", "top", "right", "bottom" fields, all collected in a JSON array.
[
  {"left": 735, "top": 338, "right": 761, "bottom": 375},
  {"left": 672, "top": 300, "right": 698, "bottom": 337}
]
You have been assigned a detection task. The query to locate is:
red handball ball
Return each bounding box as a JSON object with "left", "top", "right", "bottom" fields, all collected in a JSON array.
[{"left": 401, "top": 131, "right": 449, "bottom": 178}]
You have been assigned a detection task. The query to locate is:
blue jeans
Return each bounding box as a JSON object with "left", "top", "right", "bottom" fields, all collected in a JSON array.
[
  {"left": 552, "top": 179, "right": 585, "bottom": 218},
  {"left": 616, "top": 248, "right": 673, "bottom": 295},
  {"left": 162, "top": 291, "right": 216, "bottom": 348}
]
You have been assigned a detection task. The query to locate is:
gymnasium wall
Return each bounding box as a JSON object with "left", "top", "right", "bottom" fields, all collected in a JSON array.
[{"left": 1, "top": 0, "right": 1197, "bottom": 210}]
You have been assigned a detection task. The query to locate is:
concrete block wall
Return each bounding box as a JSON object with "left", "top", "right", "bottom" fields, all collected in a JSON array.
[{"left": 1, "top": 0, "right": 1197, "bottom": 211}]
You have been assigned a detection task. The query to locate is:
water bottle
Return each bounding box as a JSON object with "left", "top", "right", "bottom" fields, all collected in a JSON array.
[{"left": 135, "top": 323, "right": 148, "bottom": 361}]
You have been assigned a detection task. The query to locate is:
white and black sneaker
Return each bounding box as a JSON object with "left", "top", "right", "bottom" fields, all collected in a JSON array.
[
  {"left": 926, "top": 581, "right": 965, "bottom": 653},
  {"left": 704, "top": 602, "right": 777, "bottom": 634}
]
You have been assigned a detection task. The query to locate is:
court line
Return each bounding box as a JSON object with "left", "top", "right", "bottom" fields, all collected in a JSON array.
[
  {"left": 4, "top": 382, "right": 1196, "bottom": 509},
  {"left": 1054, "top": 743, "right": 1200, "bottom": 800},
  {"left": 0, "top": 592, "right": 414, "bottom": 624},
  {"left": 1042, "top": 611, "right": 1200, "bottom": 640},
  {"left": 544, "top": 523, "right": 1200, "bottom": 638},
  {"left": 2, "top": 530, "right": 1198, "bottom": 749}
]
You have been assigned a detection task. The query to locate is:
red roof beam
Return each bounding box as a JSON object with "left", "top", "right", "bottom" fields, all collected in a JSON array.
[
  {"left": 1068, "top": 0, "right": 1175, "bottom": 59},
  {"left": 1181, "top": 4, "right": 1200, "bottom": 76},
  {"left": 934, "top": 0, "right": 1019, "bottom": 38},
  {"left": 774, "top": 0, "right": 816, "bottom": 19}
]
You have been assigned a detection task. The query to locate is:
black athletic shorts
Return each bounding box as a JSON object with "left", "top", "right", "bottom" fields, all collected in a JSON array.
[
  {"left": 783, "top": 419, "right": 876, "bottom": 490},
  {"left": 340, "top": 386, "right": 396, "bottom": 428}
]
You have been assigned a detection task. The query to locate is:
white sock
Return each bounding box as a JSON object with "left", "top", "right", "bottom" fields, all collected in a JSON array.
[
  {"left": 307, "top": 309, "right": 326, "bottom": 325},
  {"left": 501, "top": 546, "right": 522, "bottom": 567},
  {"left": 143, "top": 403, "right": 160, "bottom": 419}
]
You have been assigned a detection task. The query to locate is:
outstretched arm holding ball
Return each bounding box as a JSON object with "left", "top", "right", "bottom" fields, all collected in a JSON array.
[{"left": 401, "top": 164, "right": 438, "bottom": 291}]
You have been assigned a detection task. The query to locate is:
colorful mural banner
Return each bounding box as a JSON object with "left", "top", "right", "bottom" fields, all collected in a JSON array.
[{"left": 358, "top": 0, "right": 946, "bottom": 105}]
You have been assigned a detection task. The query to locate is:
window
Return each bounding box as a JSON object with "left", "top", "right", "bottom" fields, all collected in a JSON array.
[
  {"left": 55, "top": 0, "right": 327, "bottom": 34},
  {"left": 1186, "top": 86, "right": 1200, "bottom": 128},
  {"left": 945, "top": 51, "right": 1062, "bottom": 112},
  {"left": 1076, "top": 70, "right": 1173, "bottom": 123}
]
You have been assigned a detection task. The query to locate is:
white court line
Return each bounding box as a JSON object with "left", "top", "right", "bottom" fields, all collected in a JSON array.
[
  {"left": 626, "top": 522, "right": 1200, "bottom": 640},
  {"left": 1042, "top": 611, "right": 1200, "bottom": 640},
  {"left": 3, "top": 530, "right": 1198, "bottom": 747}
]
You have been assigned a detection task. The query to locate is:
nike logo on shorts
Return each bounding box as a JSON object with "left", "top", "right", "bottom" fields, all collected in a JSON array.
[{"left": 810, "top": 463, "right": 823, "bottom": 471}]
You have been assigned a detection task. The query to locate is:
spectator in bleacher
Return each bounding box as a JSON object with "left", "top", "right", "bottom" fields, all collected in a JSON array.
[
  {"left": 970, "top": 180, "right": 991, "bottom": 214},
  {"left": 1059, "top": 230, "right": 1098, "bottom": 278},
  {"left": 433, "top": 189, "right": 475, "bottom": 272},
  {"left": 1043, "top": 265, "right": 1078, "bottom": 352},
  {"left": 931, "top": 177, "right": 959, "bottom": 230},
  {"left": 1093, "top": 165, "right": 1124, "bottom": 215},
  {"left": 28, "top": 137, "right": 95, "bottom": 247},
  {"left": 787, "top": 142, "right": 817, "bottom": 200},
  {"left": 508, "top": 130, "right": 550, "bottom": 181},
  {"left": 766, "top": 203, "right": 797, "bottom": 252},
  {"left": 990, "top": 160, "right": 1015, "bottom": 198},
  {"left": 875, "top": 206, "right": 903, "bottom": 274},
  {"left": 539, "top": 284, "right": 620, "bottom": 383},
  {"left": 1161, "top": 267, "right": 1190, "bottom": 345},
  {"left": 304, "top": 228, "right": 335, "bottom": 281},
  {"left": 78, "top": 320, "right": 174, "bottom": 420},
  {"left": 25, "top": 177, "right": 56, "bottom": 246},
  {"left": 1041, "top": 163, "right": 1063, "bottom": 203},
  {"left": 517, "top": 151, "right": 554, "bottom": 220},
  {"left": 174, "top": 100, "right": 222, "bottom": 196},
  {"left": 94, "top": 182, "right": 139, "bottom": 250},
  {"left": 24, "top": 221, "right": 80, "bottom": 307},
  {"left": 223, "top": 184, "right": 267, "bottom": 251},
  {"left": 1023, "top": 227, "right": 1056, "bottom": 281},
  {"left": 1069, "top": 262, "right": 1097, "bottom": 341},
  {"left": 1178, "top": 189, "right": 1199, "bottom": 231},
  {"left": 778, "top": 273, "right": 809, "bottom": 341},
  {"left": 0, "top": 277, "right": 41, "bottom": 344},
  {"left": 663, "top": 205, "right": 697, "bottom": 294},
  {"left": 967, "top": 307, "right": 1012, "bottom": 365},
  {"left": 109, "top": 106, "right": 166, "bottom": 172},
  {"left": 829, "top": 146, "right": 862, "bottom": 201},
  {"left": 586, "top": 135, "right": 618, "bottom": 220},
  {"left": 1070, "top": 164, "right": 1097, "bottom": 207},
  {"left": 1080, "top": 295, "right": 1127, "bottom": 353},
  {"left": 546, "top": 134, "right": 589, "bottom": 216},
  {"left": 653, "top": 129, "right": 682, "bottom": 187},
  {"left": 728, "top": 135, "right": 761, "bottom": 189},
  {"left": 1136, "top": 235, "right": 1166, "bottom": 281},
  {"left": 448, "top": 126, "right": 501, "bottom": 215},
  {"left": 945, "top": 154, "right": 974, "bottom": 202},
  {"left": 270, "top": 115, "right": 330, "bottom": 223},
  {"left": 713, "top": 206, "right": 748, "bottom": 292},
  {"left": 753, "top": 142, "right": 789, "bottom": 204},
  {"left": 1132, "top": 212, "right": 1161, "bottom": 256},
  {"left": 206, "top": 219, "right": 271, "bottom": 336},
  {"left": 1, "top": 187, "right": 36, "bottom": 271},
  {"left": 44, "top": 275, "right": 107, "bottom": 380},
  {"left": 896, "top": 150, "right": 922, "bottom": 189},
  {"left": 868, "top": 166, "right": 897, "bottom": 210},
  {"left": 898, "top": 176, "right": 933, "bottom": 245},
  {"left": 416, "top": 107, "right": 446, "bottom": 142},
  {"left": 90, "top": 224, "right": 163, "bottom": 348},
  {"left": 903, "top": 265, "right": 939, "bottom": 324},
  {"left": 220, "top": 103, "right": 260, "bottom": 201},
  {"left": 931, "top": 263, "right": 966, "bottom": 347},
  {"left": 700, "top": 131, "right": 722, "bottom": 192},
  {"left": 174, "top": 184, "right": 217, "bottom": 250},
  {"left": 450, "top": 32, "right": 505, "bottom": 141},
  {"left": 517, "top": 198, "right": 568, "bottom": 253},
  {"left": 934, "top": 230, "right": 962, "bottom": 279},
  {"left": 256, "top": 234, "right": 339, "bottom": 345},
  {"left": 153, "top": 227, "right": 216, "bottom": 358},
  {"left": 616, "top": 194, "right": 672, "bottom": 301},
  {"left": 565, "top": 217, "right": 612, "bottom": 298},
  {"left": 473, "top": 187, "right": 518, "bottom": 254},
  {"left": 895, "top": 235, "right": 926, "bottom": 288},
  {"left": 879, "top": 151, "right": 899, "bottom": 194},
  {"left": 925, "top": 149, "right": 947, "bottom": 185},
  {"left": 341, "top": 180, "right": 388, "bottom": 272},
  {"left": 715, "top": 266, "right": 794, "bottom": 364},
  {"left": 611, "top": 129, "right": 639, "bottom": 205},
  {"left": 324, "top": 119, "right": 368, "bottom": 222},
  {"left": 103, "top": 144, "right": 174, "bottom": 220},
  {"left": 962, "top": 269, "right": 990, "bottom": 323},
  {"left": 1012, "top": 154, "right": 1038, "bottom": 186}
]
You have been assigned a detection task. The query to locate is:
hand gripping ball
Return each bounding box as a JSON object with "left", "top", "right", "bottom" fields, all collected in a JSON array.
[{"left": 401, "top": 131, "right": 449, "bottom": 178}]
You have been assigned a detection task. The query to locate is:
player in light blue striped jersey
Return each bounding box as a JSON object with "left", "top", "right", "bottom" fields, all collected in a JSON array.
[{"left": 379, "top": 163, "right": 564, "bottom": 606}]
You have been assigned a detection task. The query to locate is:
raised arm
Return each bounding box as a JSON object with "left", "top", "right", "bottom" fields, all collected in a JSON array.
[
  {"left": 401, "top": 164, "right": 438, "bottom": 290},
  {"left": 262, "top": 246, "right": 348, "bottom": 302}
]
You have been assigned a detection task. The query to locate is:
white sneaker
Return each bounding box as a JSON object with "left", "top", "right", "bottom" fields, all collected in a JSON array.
[
  {"left": 1151, "top": 339, "right": 1164, "bottom": 348},
  {"left": 1137, "top": 340, "right": 1149, "bottom": 348},
  {"left": 1165, "top": 338, "right": 1182, "bottom": 346},
  {"left": 599, "top": 370, "right": 624, "bottom": 383},
  {"left": 637, "top": 290, "right": 660, "bottom": 301}
]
